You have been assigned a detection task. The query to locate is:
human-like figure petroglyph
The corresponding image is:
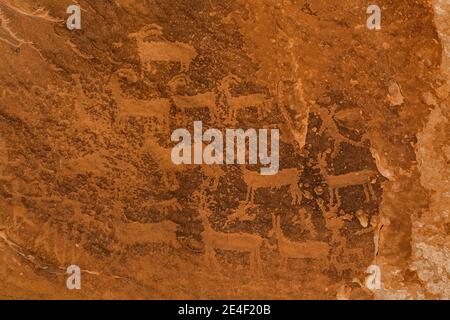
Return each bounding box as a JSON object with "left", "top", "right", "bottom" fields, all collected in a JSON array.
[
  {"left": 270, "top": 214, "right": 329, "bottom": 269},
  {"left": 115, "top": 220, "right": 181, "bottom": 249},
  {"left": 294, "top": 207, "right": 318, "bottom": 239},
  {"left": 129, "top": 24, "right": 197, "bottom": 73},
  {"left": 317, "top": 152, "right": 377, "bottom": 203},
  {"left": 220, "top": 75, "right": 270, "bottom": 123},
  {"left": 317, "top": 197, "right": 345, "bottom": 268},
  {"left": 241, "top": 166, "right": 302, "bottom": 206},
  {"left": 194, "top": 192, "right": 263, "bottom": 273},
  {"left": 317, "top": 197, "right": 346, "bottom": 234}
]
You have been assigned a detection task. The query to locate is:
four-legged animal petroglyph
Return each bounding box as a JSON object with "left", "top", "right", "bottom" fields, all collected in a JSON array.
[
  {"left": 1, "top": 24, "right": 382, "bottom": 279},
  {"left": 194, "top": 193, "right": 263, "bottom": 273},
  {"left": 220, "top": 76, "right": 270, "bottom": 123},
  {"left": 271, "top": 214, "right": 329, "bottom": 268},
  {"left": 110, "top": 70, "right": 218, "bottom": 122},
  {"left": 241, "top": 166, "right": 302, "bottom": 206},
  {"left": 313, "top": 103, "right": 365, "bottom": 157},
  {"left": 142, "top": 135, "right": 190, "bottom": 191},
  {"left": 317, "top": 196, "right": 366, "bottom": 272},
  {"left": 317, "top": 152, "right": 377, "bottom": 203},
  {"left": 171, "top": 91, "right": 218, "bottom": 121},
  {"left": 129, "top": 24, "right": 197, "bottom": 73},
  {"left": 108, "top": 71, "right": 172, "bottom": 120}
]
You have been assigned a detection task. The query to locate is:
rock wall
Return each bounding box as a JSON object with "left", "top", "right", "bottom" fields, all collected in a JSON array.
[{"left": 0, "top": 0, "right": 448, "bottom": 299}]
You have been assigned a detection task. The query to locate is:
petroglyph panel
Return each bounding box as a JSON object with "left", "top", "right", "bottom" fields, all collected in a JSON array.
[{"left": 0, "top": 0, "right": 448, "bottom": 299}]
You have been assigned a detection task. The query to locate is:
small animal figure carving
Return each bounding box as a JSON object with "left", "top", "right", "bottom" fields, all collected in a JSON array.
[
  {"left": 241, "top": 166, "right": 302, "bottom": 206},
  {"left": 317, "top": 152, "right": 377, "bottom": 203},
  {"left": 271, "top": 214, "right": 329, "bottom": 269},
  {"left": 194, "top": 192, "right": 264, "bottom": 274}
]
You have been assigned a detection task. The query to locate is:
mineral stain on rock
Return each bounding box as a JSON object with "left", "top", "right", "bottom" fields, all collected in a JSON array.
[{"left": 0, "top": 0, "right": 448, "bottom": 299}]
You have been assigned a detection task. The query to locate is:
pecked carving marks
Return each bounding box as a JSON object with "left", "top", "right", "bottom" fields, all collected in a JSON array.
[
  {"left": 129, "top": 25, "right": 197, "bottom": 73},
  {"left": 115, "top": 221, "right": 181, "bottom": 249},
  {"left": 0, "top": 0, "right": 446, "bottom": 300}
]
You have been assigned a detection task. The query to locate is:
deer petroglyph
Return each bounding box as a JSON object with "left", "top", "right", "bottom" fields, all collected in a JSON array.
[
  {"left": 317, "top": 152, "right": 377, "bottom": 203},
  {"left": 194, "top": 193, "right": 263, "bottom": 274},
  {"left": 271, "top": 214, "right": 329, "bottom": 268},
  {"left": 241, "top": 166, "right": 302, "bottom": 205}
]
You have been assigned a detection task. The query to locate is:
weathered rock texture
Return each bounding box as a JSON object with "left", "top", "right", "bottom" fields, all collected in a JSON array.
[{"left": 0, "top": 0, "right": 448, "bottom": 299}]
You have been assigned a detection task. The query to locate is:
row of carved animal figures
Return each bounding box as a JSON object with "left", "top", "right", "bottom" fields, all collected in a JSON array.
[
  {"left": 110, "top": 69, "right": 270, "bottom": 125},
  {"left": 115, "top": 192, "right": 331, "bottom": 274},
  {"left": 2, "top": 158, "right": 368, "bottom": 275}
]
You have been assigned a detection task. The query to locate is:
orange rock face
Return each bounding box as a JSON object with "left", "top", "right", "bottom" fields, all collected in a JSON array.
[{"left": 0, "top": 0, "right": 448, "bottom": 299}]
